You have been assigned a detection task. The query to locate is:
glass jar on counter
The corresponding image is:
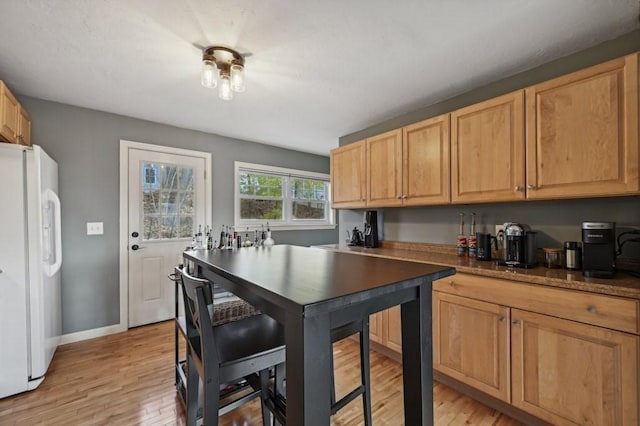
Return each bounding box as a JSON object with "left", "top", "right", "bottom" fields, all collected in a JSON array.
[{"left": 543, "top": 248, "right": 563, "bottom": 269}]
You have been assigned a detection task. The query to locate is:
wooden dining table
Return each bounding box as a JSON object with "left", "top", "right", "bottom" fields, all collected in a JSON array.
[{"left": 183, "top": 244, "right": 455, "bottom": 425}]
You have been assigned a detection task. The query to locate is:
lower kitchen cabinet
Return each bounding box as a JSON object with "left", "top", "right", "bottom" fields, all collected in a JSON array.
[
  {"left": 369, "top": 310, "right": 383, "bottom": 344},
  {"left": 369, "top": 307, "right": 402, "bottom": 353},
  {"left": 383, "top": 305, "right": 402, "bottom": 353},
  {"left": 432, "top": 273, "right": 640, "bottom": 426},
  {"left": 433, "top": 291, "right": 510, "bottom": 402},
  {"left": 511, "top": 308, "right": 639, "bottom": 426}
]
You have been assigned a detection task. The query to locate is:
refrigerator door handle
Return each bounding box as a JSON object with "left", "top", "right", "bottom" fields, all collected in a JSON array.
[{"left": 43, "top": 189, "right": 62, "bottom": 277}]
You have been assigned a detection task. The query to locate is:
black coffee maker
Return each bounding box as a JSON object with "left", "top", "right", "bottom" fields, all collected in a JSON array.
[
  {"left": 363, "top": 210, "right": 379, "bottom": 248},
  {"left": 502, "top": 223, "right": 537, "bottom": 268},
  {"left": 582, "top": 222, "right": 616, "bottom": 278}
]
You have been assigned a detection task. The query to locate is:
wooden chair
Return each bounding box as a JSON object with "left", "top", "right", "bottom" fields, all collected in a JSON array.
[{"left": 180, "top": 267, "right": 286, "bottom": 426}]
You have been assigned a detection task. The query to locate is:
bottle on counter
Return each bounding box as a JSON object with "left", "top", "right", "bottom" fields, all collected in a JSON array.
[
  {"left": 456, "top": 213, "right": 467, "bottom": 256},
  {"left": 206, "top": 227, "right": 213, "bottom": 250},
  {"left": 195, "top": 224, "right": 203, "bottom": 248},
  {"left": 468, "top": 213, "right": 477, "bottom": 258},
  {"left": 263, "top": 222, "right": 275, "bottom": 246},
  {"left": 218, "top": 225, "right": 226, "bottom": 249}
]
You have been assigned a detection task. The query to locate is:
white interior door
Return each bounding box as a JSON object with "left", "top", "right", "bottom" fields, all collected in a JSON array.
[{"left": 128, "top": 148, "right": 207, "bottom": 327}]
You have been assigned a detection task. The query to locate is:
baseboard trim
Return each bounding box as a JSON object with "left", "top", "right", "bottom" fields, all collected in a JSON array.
[{"left": 60, "top": 323, "right": 127, "bottom": 345}]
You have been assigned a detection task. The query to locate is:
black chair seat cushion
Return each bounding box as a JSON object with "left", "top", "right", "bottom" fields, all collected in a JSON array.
[{"left": 214, "top": 314, "right": 285, "bottom": 365}]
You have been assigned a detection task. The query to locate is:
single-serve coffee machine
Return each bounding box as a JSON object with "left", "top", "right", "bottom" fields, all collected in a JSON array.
[
  {"left": 363, "top": 210, "right": 379, "bottom": 248},
  {"left": 582, "top": 222, "right": 616, "bottom": 278},
  {"left": 502, "top": 223, "right": 537, "bottom": 268}
]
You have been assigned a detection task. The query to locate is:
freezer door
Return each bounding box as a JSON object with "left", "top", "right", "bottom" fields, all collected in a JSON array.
[{"left": 27, "top": 145, "right": 62, "bottom": 380}]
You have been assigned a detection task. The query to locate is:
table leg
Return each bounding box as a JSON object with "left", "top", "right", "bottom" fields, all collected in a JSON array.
[
  {"left": 285, "top": 311, "right": 332, "bottom": 426},
  {"left": 401, "top": 281, "right": 434, "bottom": 425}
]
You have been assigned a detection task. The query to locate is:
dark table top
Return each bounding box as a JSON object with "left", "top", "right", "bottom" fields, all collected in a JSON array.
[{"left": 184, "top": 245, "right": 455, "bottom": 317}]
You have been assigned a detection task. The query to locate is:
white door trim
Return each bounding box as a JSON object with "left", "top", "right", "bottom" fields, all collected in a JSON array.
[{"left": 118, "top": 140, "right": 212, "bottom": 331}]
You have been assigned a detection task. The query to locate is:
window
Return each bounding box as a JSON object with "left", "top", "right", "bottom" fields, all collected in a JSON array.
[
  {"left": 235, "top": 162, "right": 334, "bottom": 230},
  {"left": 141, "top": 162, "right": 195, "bottom": 240}
]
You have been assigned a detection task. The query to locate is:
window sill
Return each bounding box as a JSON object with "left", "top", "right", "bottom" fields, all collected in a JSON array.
[{"left": 235, "top": 224, "right": 337, "bottom": 232}]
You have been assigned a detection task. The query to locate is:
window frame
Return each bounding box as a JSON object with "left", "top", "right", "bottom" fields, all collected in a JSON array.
[{"left": 234, "top": 161, "right": 335, "bottom": 231}]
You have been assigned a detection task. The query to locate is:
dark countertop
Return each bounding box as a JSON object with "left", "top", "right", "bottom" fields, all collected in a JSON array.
[{"left": 316, "top": 242, "right": 640, "bottom": 300}]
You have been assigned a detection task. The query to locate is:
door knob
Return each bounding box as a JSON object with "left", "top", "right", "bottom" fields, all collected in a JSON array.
[{"left": 131, "top": 244, "right": 145, "bottom": 251}]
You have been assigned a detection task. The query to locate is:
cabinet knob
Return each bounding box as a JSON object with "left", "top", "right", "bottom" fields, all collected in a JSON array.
[
  {"left": 512, "top": 319, "right": 520, "bottom": 325},
  {"left": 514, "top": 185, "right": 521, "bottom": 192},
  {"left": 397, "top": 195, "right": 402, "bottom": 199},
  {"left": 587, "top": 305, "right": 597, "bottom": 313},
  {"left": 449, "top": 280, "right": 456, "bottom": 288},
  {"left": 402, "top": 195, "right": 407, "bottom": 199},
  {"left": 527, "top": 184, "right": 537, "bottom": 190},
  {"left": 498, "top": 316, "right": 505, "bottom": 322}
]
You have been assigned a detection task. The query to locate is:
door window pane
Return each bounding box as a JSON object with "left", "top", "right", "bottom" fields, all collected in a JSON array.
[{"left": 142, "top": 161, "right": 195, "bottom": 240}]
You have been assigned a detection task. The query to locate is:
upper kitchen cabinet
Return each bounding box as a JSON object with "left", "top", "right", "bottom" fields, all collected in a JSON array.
[
  {"left": 330, "top": 140, "right": 366, "bottom": 208},
  {"left": 0, "top": 81, "right": 31, "bottom": 146},
  {"left": 402, "top": 114, "right": 451, "bottom": 205},
  {"left": 366, "top": 129, "right": 403, "bottom": 207},
  {"left": 18, "top": 106, "right": 31, "bottom": 147},
  {"left": 451, "top": 91, "right": 525, "bottom": 204},
  {"left": 0, "top": 81, "right": 20, "bottom": 144},
  {"left": 525, "top": 53, "right": 639, "bottom": 199}
]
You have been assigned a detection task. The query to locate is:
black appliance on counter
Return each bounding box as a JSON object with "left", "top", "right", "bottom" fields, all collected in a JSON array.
[
  {"left": 476, "top": 232, "right": 498, "bottom": 261},
  {"left": 582, "top": 222, "right": 616, "bottom": 278},
  {"left": 363, "top": 210, "right": 379, "bottom": 248},
  {"left": 501, "top": 223, "right": 537, "bottom": 268}
]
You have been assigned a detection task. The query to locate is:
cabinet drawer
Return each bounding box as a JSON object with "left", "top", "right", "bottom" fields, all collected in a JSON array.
[{"left": 433, "top": 273, "right": 639, "bottom": 334}]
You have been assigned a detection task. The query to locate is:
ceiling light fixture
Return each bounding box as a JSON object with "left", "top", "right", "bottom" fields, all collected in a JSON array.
[{"left": 201, "top": 46, "right": 245, "bottom": 101}]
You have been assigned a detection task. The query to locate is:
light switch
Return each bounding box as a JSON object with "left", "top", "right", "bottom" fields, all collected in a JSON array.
[{"left": 87, "top": 222, "right": 104, "bottom": 235}]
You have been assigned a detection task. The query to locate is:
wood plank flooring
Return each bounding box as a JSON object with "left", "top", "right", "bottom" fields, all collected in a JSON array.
[{"left": 0, "top": 321, "right": 522, "bottom": 425}]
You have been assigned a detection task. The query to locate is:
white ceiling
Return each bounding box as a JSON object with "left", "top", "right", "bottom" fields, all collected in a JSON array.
[{"left": 0, "top": 1, "right": 638, "bottom": 156}]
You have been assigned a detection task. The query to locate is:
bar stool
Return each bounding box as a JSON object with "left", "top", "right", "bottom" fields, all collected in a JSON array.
[
  {"left": 180, "top": 267, "right": 286, "bottom": 426},
  {"left": 262, "top": 320, "right": 373, "bottom": 426},
  {"left": 330, "top": 320, "right": 372, "bottom": 426}
]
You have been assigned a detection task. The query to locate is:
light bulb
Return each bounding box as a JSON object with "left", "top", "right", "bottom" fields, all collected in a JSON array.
[
  {"left": 230, "top": 63, "right": 245, "bottom": 92},
  {"left": 219, "top": 74, "right": 233, "bottom": 100},
  {"left": 201, "top": 60, "right": 217, "bottom": 89}
]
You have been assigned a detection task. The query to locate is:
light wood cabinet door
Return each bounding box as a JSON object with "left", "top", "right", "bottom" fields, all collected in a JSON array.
[
  {"left": 383, "top": 305, "right": 402, "bottom": 353},
  {"left": 402, "top": 114, "right": 451, "bottom": 205},
  {"left": 366, "top": 129, "right": 403, "bottom": 207},
  {"left": 511, "top": 309, "right": 639, "bottom": 426},
  {"left": 525, "top": 53, "right": 639, "bottom": 199},
  {"left": 18, "top": 106, "right": 31, "bottom": 146},
  {"left": 433, "top": 291, "right": 511, "bottom": 402},
  {"left": 330, "top": 140, "right": 366, "bottom": 208},
  {"left": 369, "top": 311, "right": 384, "bottom": 344},
  {"left": 451, "top": 91, "right": 525, "bottom": 203},
  {"left": 0, "top": 81, "right": 19, "bottom": 144}
]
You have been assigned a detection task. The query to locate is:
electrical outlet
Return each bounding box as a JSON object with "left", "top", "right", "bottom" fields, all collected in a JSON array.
[{"left": 495, "top": 224, "right": 505, "bottom": 246}]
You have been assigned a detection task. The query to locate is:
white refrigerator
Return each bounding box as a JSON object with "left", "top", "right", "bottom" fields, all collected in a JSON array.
[{"left": 0, "top": 143, "right": 62, "bottom": 398}]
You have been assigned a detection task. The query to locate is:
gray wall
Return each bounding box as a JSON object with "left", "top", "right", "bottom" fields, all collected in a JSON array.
[
  {"left": 20, "top": 97, "right": 337, "bottom": 334},
  {"left": 338, "top": 30, "right": 640, "bottom": 259}
]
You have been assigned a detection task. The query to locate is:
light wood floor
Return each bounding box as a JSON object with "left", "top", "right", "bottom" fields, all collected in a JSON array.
[{"left": 0, "top": 321, "right": 522, "bottom": 425}]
